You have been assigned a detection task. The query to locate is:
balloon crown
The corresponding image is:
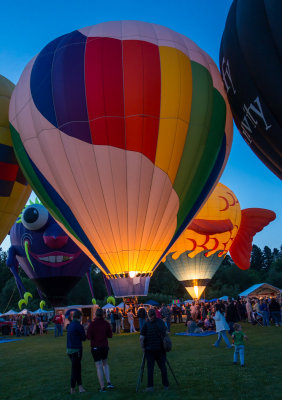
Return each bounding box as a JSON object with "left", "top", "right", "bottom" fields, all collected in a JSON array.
[{"left": 16, "top": 197, "right": 42, "bottom": 223}]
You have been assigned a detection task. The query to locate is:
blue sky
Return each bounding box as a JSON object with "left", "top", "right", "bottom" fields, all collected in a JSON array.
[{"left": 0, "top": 0, "right": 281, "bottom": 251}]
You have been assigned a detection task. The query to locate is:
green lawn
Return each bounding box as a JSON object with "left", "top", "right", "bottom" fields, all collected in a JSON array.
[{"left": 1, "top": 322, "right": 281, "bottom": 400}]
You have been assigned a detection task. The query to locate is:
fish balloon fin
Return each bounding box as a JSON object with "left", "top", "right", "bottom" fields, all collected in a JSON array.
[
  {"left": 188, "top": 219, "right": 233, "bottom": 235},
  {"left": 229, "top": 208, "right": 276, "bottom": 270}
]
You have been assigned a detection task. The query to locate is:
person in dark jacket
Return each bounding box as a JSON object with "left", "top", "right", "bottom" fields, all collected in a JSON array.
[
  {"left": 226, "top": 298, "right": 239, "bottom": 334},
  {"left": 140, "top": 308, "right": 169, "bottom": 392},
  {"left": 87, "top": 308, "right": 114, "bottom": 392},
  {"left": 66, "top": 310, "right": 86, "bottom": 394},
  {"left": 269, "top": 298, "right": 281, "bottom": 326}
]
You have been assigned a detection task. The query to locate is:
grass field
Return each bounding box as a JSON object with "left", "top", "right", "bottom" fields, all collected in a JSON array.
[{"left": 1, "top": 322, "right": 282, "bottom": 400}]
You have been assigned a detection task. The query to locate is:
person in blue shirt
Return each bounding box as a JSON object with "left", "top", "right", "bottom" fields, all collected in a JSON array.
[
  {"left": 66, "top": 310, "right": 86, "bottom": 394},
  {"left": 259, "top": 300, "right": 270, "bottom": 326}
]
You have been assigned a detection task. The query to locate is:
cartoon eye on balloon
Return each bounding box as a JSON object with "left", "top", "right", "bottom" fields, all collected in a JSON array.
[
  {"left": 21, "top": 204, "right": 49, "bottom": 231},
  {"left": 220, "top": 0, "right": 282, "bottom": 179},
  {"left": 163, "top": 182, "right": 276, "bottom": 299},
  {"left": 0, "top": 74, "right": 31, "bottom": 245},
  {"left": 9, "top": 21, "right": 233, "bottom": 297}
]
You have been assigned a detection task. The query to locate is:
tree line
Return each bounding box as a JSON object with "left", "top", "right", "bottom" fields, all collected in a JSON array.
[{"left": 0, "top": 244, "right": 281, "bottom": 311}]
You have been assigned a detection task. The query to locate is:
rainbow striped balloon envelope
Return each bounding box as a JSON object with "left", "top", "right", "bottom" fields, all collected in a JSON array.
[
  {"left": 0, "top": 75, "right": 31, "bottom": 245},
  {"left": 9, "top": 21, "right": 233, "bottom": 295}
]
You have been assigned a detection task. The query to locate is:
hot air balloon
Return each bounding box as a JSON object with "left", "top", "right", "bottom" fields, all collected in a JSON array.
[
  {"left": 6, "top": 201, "right": 96, "bottom": 306},
  {"left": 0, "top": 75, "right": 31, "bottom": 244},
  {"left": 220, "top": 0, "right": 282, "bottom": 179},
  {"left": 9, "top": 21, "right": 233, "bottom": 297},
  {"left": 164, "top": 183, "right": 276, "bottom": 299}
]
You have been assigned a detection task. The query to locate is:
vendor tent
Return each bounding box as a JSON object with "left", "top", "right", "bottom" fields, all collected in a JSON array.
[
  {"left": 144, "top": 300, "right": 159, "bottom": 306},
  {"left": 0, "top": 309, "right": 18, "bottom": 316},
  {"left": 102, "top": 303, "right": 115, "bottom": 310},
  {"left": 33, "top": 308, "right": 49, "bottom": 314},
  {"left": 18, "top": 309, "right": 29, "bottom": 314},
  {"left": 219, "top": 296, "right": 230, "bottom": 301},
  {"left": 239, "top": 283, "right": 280, "bottom": 298}
]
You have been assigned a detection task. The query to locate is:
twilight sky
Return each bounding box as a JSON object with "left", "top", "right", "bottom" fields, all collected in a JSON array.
[{"left": 0, "top": 0, "right": 281, "bottom": 252}]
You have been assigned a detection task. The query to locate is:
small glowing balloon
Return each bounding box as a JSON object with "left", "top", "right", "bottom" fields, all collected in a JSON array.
[{"left": 164, "top": 182, "right": 276, "bottom": 299}]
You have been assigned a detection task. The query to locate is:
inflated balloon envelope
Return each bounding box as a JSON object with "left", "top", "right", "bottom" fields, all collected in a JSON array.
[
  {"left": 9, "top": 21, "right": 233, "bottom": 297},
  {"left": 163, "top": 182, "right": 276, "bottom": 299},
  {"left": 0, "top": 75, "right": 31, "bottom": 245},
  {"left": 220, "top": 0, "right": 282, "bottom": 179}
]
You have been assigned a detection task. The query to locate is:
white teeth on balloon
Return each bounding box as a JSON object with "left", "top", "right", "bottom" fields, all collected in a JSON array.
[
  {"left": 39, "top": 256, "right": 49, "bottom": 262},
  {"left": 38, "top": 255, "right": 73, "bottom": 263}
]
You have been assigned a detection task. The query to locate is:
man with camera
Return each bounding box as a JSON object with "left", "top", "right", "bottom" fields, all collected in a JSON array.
[{"left": 139, "top": 308, "right": 169, "bottom": 392}]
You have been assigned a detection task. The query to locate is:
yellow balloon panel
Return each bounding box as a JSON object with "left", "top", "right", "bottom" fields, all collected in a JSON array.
[{"left": 0, "top": 75, "right": 31, "bottom": 244}]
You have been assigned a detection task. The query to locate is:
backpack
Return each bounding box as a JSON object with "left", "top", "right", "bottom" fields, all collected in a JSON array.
[{"left": 155, "top": 321, "right": 172, "bottom": 352}]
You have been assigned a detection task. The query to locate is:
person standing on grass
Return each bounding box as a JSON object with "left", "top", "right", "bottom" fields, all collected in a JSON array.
[
  {"left": 87, "top": 308, "right": 114, "bottom": 392},
  {"left": 127, "top": 309, "right": 136, "bottom": 333},
  {"left": 140, "top": 308, "right": 169, "bottom": 392},
  {"left": 53, "top": 311, "right": 64, "bottom": 337},
  {"left": 115, "top": 307, "right": 122, "bottom": 334},
  {"left": 226, "top": 298, "right": 239, "bottom": 335},
  {"left": 232, "top": 323, "right": 248, "bottom": 367},
  {"left": 269, "top": 298, "right": 281, "bottom": 326},
  {"left": 160, "top": 304, "right": 172, "bottom": 333},
  {"left": 137, "top": 304, "right": 147, "bottom": 332},
  {"left": 66, "top": 310, "right": 86, "bottom": 395},
  {"left": 212, "top": 304, "right": 232, "bottom": 348}
]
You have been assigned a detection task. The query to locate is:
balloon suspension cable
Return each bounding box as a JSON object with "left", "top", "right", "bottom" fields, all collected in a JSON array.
[
  {"left": 24, "top": 241, "right": 35, "bottom": 271},
  {"left": 3, "top": 285, "right": 16, "bottom": 313}
]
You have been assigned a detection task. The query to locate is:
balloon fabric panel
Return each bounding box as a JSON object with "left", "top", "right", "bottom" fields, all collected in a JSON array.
[{"left": 0, "top": 74, "right": 31, "bottom": 245}]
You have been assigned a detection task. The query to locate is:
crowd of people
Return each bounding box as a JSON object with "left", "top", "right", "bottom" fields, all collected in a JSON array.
[
  {"left": 3, "top": 313, "right": 51, "bottom": 336},
  {"left": 1, "top": 295, "right": 281, "bottom": 393}
]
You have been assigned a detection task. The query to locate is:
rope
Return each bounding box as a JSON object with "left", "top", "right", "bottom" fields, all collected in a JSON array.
[{"left": 3, "top": 285, "right": 16, "bottom": 313}]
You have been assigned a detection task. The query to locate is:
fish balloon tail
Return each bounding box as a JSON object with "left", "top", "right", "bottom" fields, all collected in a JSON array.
[{"left": 229, "top": 208, "right": 276, "bottom": 270}]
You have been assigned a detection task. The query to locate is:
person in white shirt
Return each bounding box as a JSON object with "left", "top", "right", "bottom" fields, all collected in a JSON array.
[
  {"left": 213, "top": 304, "right": 232, "bottom": 348},
  {"left": 127, "top": 310, "right": 136, "bottom": 333}
]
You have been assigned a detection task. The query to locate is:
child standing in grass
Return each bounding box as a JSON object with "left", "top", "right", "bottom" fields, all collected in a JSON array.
[{"left": 232, "top": 323, "right": 248, "bottom": 367}]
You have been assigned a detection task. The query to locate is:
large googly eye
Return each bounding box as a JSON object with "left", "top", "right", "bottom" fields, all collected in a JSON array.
[{"left": 22, "top": 204, "right": 49, "bottom": 231}]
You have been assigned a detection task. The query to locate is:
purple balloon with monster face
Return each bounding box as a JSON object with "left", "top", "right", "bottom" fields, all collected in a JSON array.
[{"left": 7, "top": 202, "right": 93, "bottom": 306}]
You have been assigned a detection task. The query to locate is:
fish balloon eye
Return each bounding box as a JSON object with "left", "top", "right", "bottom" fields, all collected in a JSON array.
[{"left": 22, "top": 204, "right": 49, "bottom": 231}]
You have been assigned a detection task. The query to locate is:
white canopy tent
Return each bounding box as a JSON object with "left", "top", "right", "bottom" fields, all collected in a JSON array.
[
  {"left": 18, "top": 309, "right": 29, "bottom": 315},
  {"left": 33, "top": 308, "right": 49, "bottom": 314},
  {"left": 239, "top": 283, "right": 280, "bottom": 298},
  {"left": 116, "top": 302, "right": 129, "bottom": 309},
  {"left": 0, "top": 309, "right": 18, "bottom": 316},
  {"left": 102, "top": 303, "right": 115, "bottom": 310}
]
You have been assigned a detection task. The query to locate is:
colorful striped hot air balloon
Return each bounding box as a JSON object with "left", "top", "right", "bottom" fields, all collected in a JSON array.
[
  {"left": 9, "top": 21, "right": 233, "bottom": 297},
  {"left": 164, "top": 182, "right": 276, "bottom": 299},
  {"left": 0, "top": 75, "right": 31, "bottom": 244}
]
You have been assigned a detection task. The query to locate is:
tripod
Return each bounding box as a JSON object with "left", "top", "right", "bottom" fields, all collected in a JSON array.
[{"left": 136, "top": 353, "right": 179, "bottom": 392}]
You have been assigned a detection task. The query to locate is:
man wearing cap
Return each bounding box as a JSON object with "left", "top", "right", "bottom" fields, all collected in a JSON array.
[{"left": 140, "top": 308, "right": 169, "bottom": 392}]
